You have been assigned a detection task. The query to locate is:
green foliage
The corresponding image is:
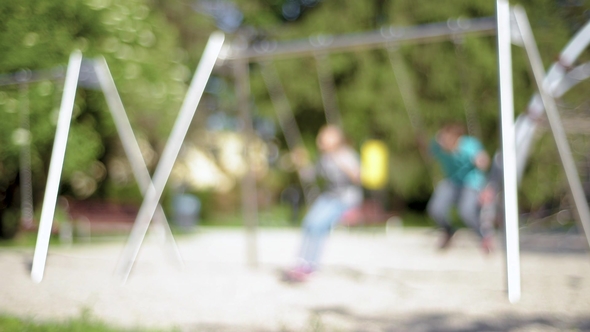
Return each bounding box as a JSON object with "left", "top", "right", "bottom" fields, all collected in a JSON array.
[
  {"left": 0, "top": 208, "right": 20, "bottom": 239},
  {"left": 150, "top": 0, "right": 218, "bottom": 67},
  {"left": 0, "top": 0, "right": 104, "bottom": 70},
  {"left": 0, "top": 0, "right": 191, "bottom": 216},
  {"left": 234, "top": 0, "right": 590, "bottom": 209}
]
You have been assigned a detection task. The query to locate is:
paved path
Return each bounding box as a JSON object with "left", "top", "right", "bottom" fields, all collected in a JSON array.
[{"left": 1, "top": 227, "right": 589, "bottom": 331}]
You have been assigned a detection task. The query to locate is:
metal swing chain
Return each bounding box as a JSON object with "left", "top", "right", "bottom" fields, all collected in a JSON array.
[
  {"left": 386, "top": 44, "right": 437, "bottom": 189},
  {"left": 259, "top": 61, "right": 305, "bottom": 151},
  {"left": 452, "top": 35, "right": 482, "bottom": 138},
  {"left": 386, "top": 45, "right": 424, "bottom": 132},
  {"left": 258, "top": 60, "right": 320, "bottom": 204},
  {"left": 314, "top": 52, "right": 342, "bottom": 127},
  {"left": 17, "top": 71, "right": 34, "bottom": 229}
]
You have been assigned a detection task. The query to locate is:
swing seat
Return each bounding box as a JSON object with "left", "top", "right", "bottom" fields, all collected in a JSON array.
[
  {"left": 339, "top": 199, "right": 395, "bottom": 226},
  {"left": 340, "top": 206, "right": 364, "bottom": 226}
]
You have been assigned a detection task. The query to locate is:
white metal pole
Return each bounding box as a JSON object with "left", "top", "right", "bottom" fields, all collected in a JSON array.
[
  {"left": 234, "top": 56, "right": 259, "bottom": 268},
  {"left": 31, "top": 51, "right": 82, "bottom": 283},
  {"left": 513, "top": 5, "right": 590, "bottom": 248},
  {"left": 116, "top": 32, "right": 225, "bottom": 282},
  {"left": 93, "top": 58, "right": 183, "bottom": 267},
  {"left": 497, "top": 0, "right": 521, "bottom": 303}
]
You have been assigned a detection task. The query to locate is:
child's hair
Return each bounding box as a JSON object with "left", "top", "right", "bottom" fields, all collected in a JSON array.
[{"left": 440, "top": 122, "right": 465, "bottom": 137}]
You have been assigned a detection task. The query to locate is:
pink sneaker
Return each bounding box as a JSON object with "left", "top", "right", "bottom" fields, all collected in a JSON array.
[
  {"left": 282, "top": 265, "right": 314, "bottom": 283},
  {"left": 481, "top": 236, "right": 495, "bottom": 254}
]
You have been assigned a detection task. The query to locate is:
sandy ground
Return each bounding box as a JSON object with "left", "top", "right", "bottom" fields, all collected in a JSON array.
[{"left": 1, "top": 226, "right": 590, "bottom": 331}]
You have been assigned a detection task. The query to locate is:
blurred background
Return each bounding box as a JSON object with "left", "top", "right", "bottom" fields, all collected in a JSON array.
[{"left": 1, "top": 0, "right": 590, "bottom": 241}]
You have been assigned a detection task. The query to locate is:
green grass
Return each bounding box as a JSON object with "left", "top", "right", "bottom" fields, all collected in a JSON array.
[
  {"left": 0, "top": 312, "right": 166, "bottom": 332},
  {"left": 0, "top": 207, "right": 437, "bottom": 248},
  {"left": 0, "top": 231, "right": 57, "bottom": 248},
  {"left": 0, "top": 230, "right": 126, "bottom": 248},
  {"left": 199, "top": 204, "right": 296, "bottom": 228},
  {"left": 398, "top": 211, "right": 433, "bottom": 228}
]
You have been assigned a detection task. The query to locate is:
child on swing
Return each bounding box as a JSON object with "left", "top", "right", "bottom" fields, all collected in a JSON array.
[
  {"left": 283, "top": 125, "right": 362, "bottom": 282},
  {"left": 427, "top": 122, "right": 495, "bottom": 253}
]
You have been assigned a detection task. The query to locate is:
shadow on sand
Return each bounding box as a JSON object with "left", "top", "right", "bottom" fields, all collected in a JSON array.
[{"left": 184, "top": 309, "right": 590, "bottom": 331}]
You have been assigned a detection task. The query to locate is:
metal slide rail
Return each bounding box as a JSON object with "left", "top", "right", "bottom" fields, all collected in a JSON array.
[
  {"left": 493, "top": 4, "right": 590, "bottom": 303},
  {"left": 512, "top": 20, "right": 590, "bottom": 179},
  {"left": 513, "top": 6, "right": 590, "bottom": 248}
]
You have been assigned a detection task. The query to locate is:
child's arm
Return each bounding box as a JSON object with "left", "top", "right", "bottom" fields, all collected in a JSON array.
[
  {"left": 474, "top": 151, "right": 490, "bottom": 170},
  {"left": 333, "top": 149, "right": 361, "bottom": 184},
  {"left": 464, "top": 137, "right": 489, "bottom": 171},
  {"left": 291, "top": 146, "right": 316, "bottom": 182}
]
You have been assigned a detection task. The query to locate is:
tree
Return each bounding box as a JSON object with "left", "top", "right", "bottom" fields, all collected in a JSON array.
[{"left": 0, "top": 0, "right": 189, "bottom": 237}]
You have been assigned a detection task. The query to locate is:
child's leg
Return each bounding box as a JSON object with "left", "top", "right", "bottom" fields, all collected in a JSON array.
[
  {"left": 427, "top": 180, "right": 460, "bottom": 234},
  {"left": 458, "top": 187, "right": 495, "bottom": 253},
  {"left": 298, "top": 194, "right": 347, "bottom": 269},
  {"left": 457, "top": 187, "right": 489, "bottom": 238}
]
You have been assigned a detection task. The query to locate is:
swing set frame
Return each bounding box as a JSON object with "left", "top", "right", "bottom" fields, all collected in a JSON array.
[{"left": 26, "top": 1, "right": 590, "bottom": 304}]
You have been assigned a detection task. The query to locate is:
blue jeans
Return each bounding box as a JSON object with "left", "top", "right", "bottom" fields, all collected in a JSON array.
[
  {"left": 427, "top": 180, "right": 490, "bottom": 238},
  {"left": 298, "top": 193, "right": 350, "bottom": 269}
]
